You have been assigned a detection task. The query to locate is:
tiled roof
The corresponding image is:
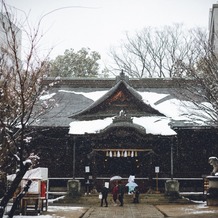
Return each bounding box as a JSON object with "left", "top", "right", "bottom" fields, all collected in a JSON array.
[{"left": 31, "top": 75, "right": 211, "bottom": 130}]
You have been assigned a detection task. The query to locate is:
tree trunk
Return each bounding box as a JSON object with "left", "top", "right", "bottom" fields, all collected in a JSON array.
[
  {"left": 8, "top": 180, "right": 32, "bottom": 218},
  {"left": 0, "top": 163, "right": 31, "bottom": 218}
]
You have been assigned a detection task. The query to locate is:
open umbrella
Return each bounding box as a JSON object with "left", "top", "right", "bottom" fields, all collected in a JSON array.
[
  {"left": 125, "top": 181, "right": 138, "bottom": 188},
  {"left": 126, "top": 181, "right": 138, "bottom": 193},
  {"left": 110, "top": 175, "right": 122, "bottom": 181}
]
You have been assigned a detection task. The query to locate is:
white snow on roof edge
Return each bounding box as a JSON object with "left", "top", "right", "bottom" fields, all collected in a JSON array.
[{"left": 69, "top": 116, "right": 177, "bottom": 136}]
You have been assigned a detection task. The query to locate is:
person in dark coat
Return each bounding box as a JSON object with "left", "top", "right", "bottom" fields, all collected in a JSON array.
[
  {"left": 133, "top": 187, "right": 140, "bottom": 203},
  {"left": 118, "top": 181, "right": 124, "bottom": 206},
  {"left": 100, "top": 186, "right": 109, "bottom": 207}
]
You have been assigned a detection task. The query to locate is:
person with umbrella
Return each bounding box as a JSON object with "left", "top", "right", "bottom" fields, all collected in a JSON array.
[
  {"left": 126, "top": 181, "right": 138, "bottom": 194},
  {"left": 110, "top": 176, "right": 122, "bottom": 206},
  {"left": 112, "top": 182, "right": 118, "bottom": 206}
]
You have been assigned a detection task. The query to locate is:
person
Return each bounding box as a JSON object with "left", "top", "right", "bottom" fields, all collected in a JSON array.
[
  {"left": 100, "top": 185, "right": 109, "bottom": 207},
  {"left": 133, "top": 187, "right": 140, "bottom": 203},
  {"left": 112, "top": 183, "right": 118, "bottom": 206},
  {"left": 118, "top": 180, "right": 124, "bottom": 206}
]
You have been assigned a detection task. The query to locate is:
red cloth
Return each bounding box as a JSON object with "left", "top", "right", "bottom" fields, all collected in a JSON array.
[
  {"left": 41, "top": 181, "right": 47, "bottom": 198},
  {"left": 112, "top": 185, "right": 118, "bottom": 200}
]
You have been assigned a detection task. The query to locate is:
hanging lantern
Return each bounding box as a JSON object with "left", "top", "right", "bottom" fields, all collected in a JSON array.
[
  {"left": 106, "top": 151, "right": 109, "bottom": 156},
  {"left": 135, "top": 151, "right": 138, "bottom": 157},
  {"left": 113, "top": 151, "right": 117, "bottom": 157},
  {"left": 127, "top": 151, "right": 131, "bottom": 156},
  {"left": 124, "top": 151, "right": 127, "bottom": 157},
  {"left": 109, "top": 151, "right": 112, "bottom": 157},
  {"left": 117, "top": 151, "right": 120, "bottom": 157},
  {"left": 131, "top": 151, "right": 134, "bottom": 157}
]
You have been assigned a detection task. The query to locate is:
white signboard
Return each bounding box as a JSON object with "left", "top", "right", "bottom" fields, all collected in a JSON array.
[
  {"left": 105, "top": 182, "right": 109, "bottom": 188},
  {"left": 155, "top": 166, "right": 160, "bottom": 173},
  {"left": 22, "top": 179, "right": 40, "bottom": 194},
  {"left": 85, "top": 166, "right": 90, "bottom": 173}
]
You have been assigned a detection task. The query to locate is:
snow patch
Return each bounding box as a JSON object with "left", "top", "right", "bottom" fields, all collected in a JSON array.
[
  {"left": 69, "top": 116, "right": 176, "bottom": 135},
  {"left": 40, "top": 93, "right": 56, "bottom": 100},
  {"left": 59, "top": 90, "right": 108, "bottom": 101}
]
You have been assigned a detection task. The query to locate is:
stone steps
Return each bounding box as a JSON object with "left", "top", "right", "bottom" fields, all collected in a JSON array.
[{"left": 52, "top": 193, "right": 193, "bottom": 205}]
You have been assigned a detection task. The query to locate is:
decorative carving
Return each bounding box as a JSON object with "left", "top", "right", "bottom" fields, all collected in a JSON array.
[
  {"left": 209, "top": 157, "right": 218, "bottom": 176},
  {"left": 116, "top": 70, "right": 129, "bottom": 82},
  {"left": 113, "top": 110, "right": 133, "bottom": 123}
]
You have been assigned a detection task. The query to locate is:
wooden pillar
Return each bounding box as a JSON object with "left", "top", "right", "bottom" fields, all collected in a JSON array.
[{"left": 73, "top": 136, "right": 76, "bottom": 180}]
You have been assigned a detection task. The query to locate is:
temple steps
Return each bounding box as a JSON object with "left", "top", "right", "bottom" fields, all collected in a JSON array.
[{"left": 51, "top": 193, "right": 194, "bottom": 205}]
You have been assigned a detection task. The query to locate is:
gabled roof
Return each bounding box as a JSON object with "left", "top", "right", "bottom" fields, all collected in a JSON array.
[
  {"left": 32, "top": 74, "right": 215, "bottom": 136},
  {"left": 70, "top": 78, "right": 164, "bottom": 120}
]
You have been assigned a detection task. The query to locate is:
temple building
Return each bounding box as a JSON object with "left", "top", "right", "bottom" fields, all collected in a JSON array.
[{"left": 30, "top": 72, "right": 218, "bottom": 192}]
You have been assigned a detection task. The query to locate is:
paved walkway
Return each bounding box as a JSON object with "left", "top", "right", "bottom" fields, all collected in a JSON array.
[
  {"left": 83, "top": 204, "right": 164, "bottom": 218},
  {"left": 45, "top": 202, "right": 218, "bottom": 217},
  {"left": 79, "top": 203, "right": 218, "bottom": 218}
]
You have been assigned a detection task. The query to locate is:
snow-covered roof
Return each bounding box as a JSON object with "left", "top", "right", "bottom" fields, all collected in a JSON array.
[
  {"left": 33, "top": 77, "right": 215, "bottom": 136},
  {"left": 69, "top": 116, "right": 176, "bottom": 135},
  {"left": 7, "top": 167, "right": 48, "bottom": 181},
  {"left": 68, "top": 90, "right": 214, "bottom": 135}
]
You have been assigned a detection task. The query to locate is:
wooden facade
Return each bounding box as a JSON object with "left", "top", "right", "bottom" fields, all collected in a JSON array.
[{"left": 29, "top": 73, "right": 218, "bottom": 192}]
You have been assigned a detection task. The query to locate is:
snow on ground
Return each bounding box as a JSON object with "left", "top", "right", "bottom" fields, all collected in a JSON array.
[
  {"left": 3, "top": 196, "right": 87, "bottom": 218},
  {"left": 156, "top": 201, "right": 218, "bottom": 217},
  {"left": 3, "top": 205, "right": 86, "bottom": 218},
  {"left": 3, "top": 196, "right": 218, "bottom": 217},
  {"left": 4, "top": 202, "right": 218, "bottom": 217}
]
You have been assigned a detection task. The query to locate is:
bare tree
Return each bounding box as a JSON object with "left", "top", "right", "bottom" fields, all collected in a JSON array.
[
  {"left": 175, "top": 28, "right": 218, "bottom": 122},
  {"left": 109, "top": 24, "right": 207, "bottom": 78},
  {"left": 0, "top": 1, "right": 52, "bottom": 216}
]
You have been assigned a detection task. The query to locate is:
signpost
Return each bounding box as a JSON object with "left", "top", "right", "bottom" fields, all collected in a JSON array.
[
  {"left": 85, "top": 166, "right": 91, "bottom": 195},
  {"left": 155, "top": 166, "right": 160, "bottom": 193}
]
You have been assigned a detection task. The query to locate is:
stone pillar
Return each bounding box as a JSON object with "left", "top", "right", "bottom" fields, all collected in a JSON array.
[
  {"left": 67, "top": 180, "right": 81, "bottom": 197},
  {"left": 165, "top": 179, "right": 180, "bottom": 199},
  {"left": 206, "top": 176, "right": 218, "bottom": 206}
]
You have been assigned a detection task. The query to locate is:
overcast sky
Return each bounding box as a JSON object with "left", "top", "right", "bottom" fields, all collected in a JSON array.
[{"left": 4, "top": 0, "right": 217, "bottom": 66}]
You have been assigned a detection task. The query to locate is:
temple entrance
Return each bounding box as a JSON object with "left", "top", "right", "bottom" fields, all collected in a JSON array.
[
  {"left": 93, "top": 149, "right": 154, "bottom": 178},
  {"left": 86, "top": 114, "right": 167, "bottom": 179},
  {"left": 101, "top": 157, "right": 138, "bottom": 176}
]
